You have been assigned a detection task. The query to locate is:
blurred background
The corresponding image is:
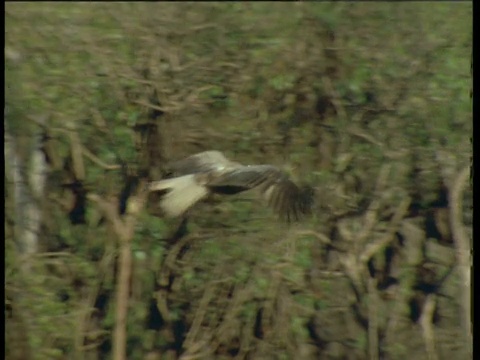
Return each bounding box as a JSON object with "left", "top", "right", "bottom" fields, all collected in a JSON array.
[{"left": 5, "top": 3, "right": 472, "bottom": 360}]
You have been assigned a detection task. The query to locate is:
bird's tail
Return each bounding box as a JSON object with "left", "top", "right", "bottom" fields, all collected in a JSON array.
[{"left": 148, "top": 175, "right": 208, "bottom": 217}]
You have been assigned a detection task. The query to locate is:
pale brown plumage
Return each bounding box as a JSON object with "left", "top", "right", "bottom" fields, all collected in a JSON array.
[{"left": 148, "top": 151, "right": 314, "bottom": 222}]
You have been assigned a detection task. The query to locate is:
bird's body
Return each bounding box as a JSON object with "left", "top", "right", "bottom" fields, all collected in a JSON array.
[{"left": 148, "top": 151, "right": 313, "bottom": 221}]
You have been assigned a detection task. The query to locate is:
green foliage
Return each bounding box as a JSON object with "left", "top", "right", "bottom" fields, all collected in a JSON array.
[
  {"left": 386, "top": 342, "right": 409, "bottom": 359},
  {"left": 291, "top": 316, "right": 309, "bottom": 339},
  {"left": 354, "top": 332, "right": 368, "bottom": 351},
  {"left": 269, "top": 74, "right": 296, "bottom": 91},
  {"left": 201, "top": 85, "right": 230, "bottom": 109},
  {"left": 5, "top": 2, "right": 471, "bottom": 359},
  {"left": 254, "top": 275, "right": 269, "bottom": 294},
  {"left": 234, "top": 263, "right": 251, "bottom": 284},
  {"left": 295, "top": 247, "right": 312, "bottom": 269},
  {"left": 293, "top": 293, "right": 315, "bottom": 310}
]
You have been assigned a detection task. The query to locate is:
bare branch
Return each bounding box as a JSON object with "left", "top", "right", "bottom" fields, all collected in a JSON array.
[
  {"left": 321, "top": 76, "right": 348, "bottom": 121},
  {"left": 113, "top": 240, "right": 132, "bottom": 360},
  {"left": 69, "top": 129, "right": 86, "bottom": 181},
  {"left": 82, "top": 147, "right": 121, "bottom": 170},
  {"left": 419, "top": 295, "right": 438, "bottom": 360},
  {"left": 367, "top": 277, "right": 379, "bottom": 360},
  {"left": 360, "top": 197, "right": 411, "bottom": 264},
  {"left": 133, "top": 100, "right": 183, "bottom": 113},
  {"left": 5, "top": 116, "right": 46, "bottom": 261},
  {"left": 87, "top": 180, "right": 148, "bottom": 360},
  {"left": 448, "top": 165, "right": 472, "bottom": 355},
  {"left": 292, "top": 230, "right": 332, "bottom": 245},
  {"left": 347, "top": 126, "right": 385, "bottom": 148},
  {"left": 357, "top": 164, "right": 392, "bottom": 245},
  {"left": 183, "top": 282, "right": 217, "bottom": 351},
  {"left": 87, "top": 194, "right": 125, "bottom": 234}
]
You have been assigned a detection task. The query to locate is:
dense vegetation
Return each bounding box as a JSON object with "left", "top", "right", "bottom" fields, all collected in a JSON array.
[{"left": 5, "top": 3, "right": 472, "bottom": 360}]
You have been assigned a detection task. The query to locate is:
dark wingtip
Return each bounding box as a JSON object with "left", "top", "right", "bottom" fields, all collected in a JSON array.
[
  {"left": 299, "top": 185, "right": 315, "bottom": 215},
  {"left": 280, "top": 185, "right": 315, "bottom": 223}
]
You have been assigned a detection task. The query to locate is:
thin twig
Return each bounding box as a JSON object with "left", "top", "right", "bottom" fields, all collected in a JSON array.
[{"left": 82, "top": 147, "right": 121, "bottom": 170}]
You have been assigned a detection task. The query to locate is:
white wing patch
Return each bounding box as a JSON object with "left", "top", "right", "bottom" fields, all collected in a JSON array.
[
  {"left": 149, "top": 175, "right": 209, "bottom": 217},
  {"left": 263, "top": 184, "right": 275, "bottom": 201}
]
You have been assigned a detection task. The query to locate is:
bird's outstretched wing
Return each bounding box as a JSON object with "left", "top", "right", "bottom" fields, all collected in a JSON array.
[
  {"left": 207, "top": 165, "right": 314, "bottom": 221},
  {"left": 166, "top": 150, "right": 233, "bottom": 176},
  {"left": 149, "top": 151, "right": 313, "bottom": 221}
]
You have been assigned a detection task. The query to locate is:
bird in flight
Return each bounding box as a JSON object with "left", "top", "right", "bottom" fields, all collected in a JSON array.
[{"left": 148, "top": 151, "right": 314, "bottom": 222}]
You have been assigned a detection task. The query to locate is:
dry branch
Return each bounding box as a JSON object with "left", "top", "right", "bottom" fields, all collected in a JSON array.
[
  {"left": 419, "top": 295, "right": 438, "bottom": 360},
  {"left": 69, "top": 129, "right": 86, "bottom": 181},
  {"left": 5, "top": 116, "right": 47, "bottom": 262},
  {"left": 134, "top": 100, "right": 183, "bottom": 113},
  {"left": 433, "top": 144, "right": 471, "bottom": 355},
  {"left": 367, "top": 277, "right": 379, "bottom": 360},
  {"left": 183, "top": 282, "right": 217, "bottom": 351},
  {"left": 82, "top": 146, "right": 121, "bottom": 170},
  {"left": 114, "top": 240, "right": 132, "bottom": 360},
  {"left": 360, "top": 197, "right": 411, "bottom": 264},
  {"left": 87, "top": 181, "right": 148, "bottom": 360},
  {"left": 293, "top": 230, "right": 332, "bottom": 245},
  {"left": 75, "top": 249, "right": 116, "bottom": 356},
  {"left": 448, "top": 165, "right": 472, "bottom": 355},
  {"left": 5, "top": 113, "right": 49, "bottom": 358}
]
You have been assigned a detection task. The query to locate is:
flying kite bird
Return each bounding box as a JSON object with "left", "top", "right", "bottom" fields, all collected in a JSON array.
[{"left": 148, "top": 151, "right": 314, "bottom": 222}]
